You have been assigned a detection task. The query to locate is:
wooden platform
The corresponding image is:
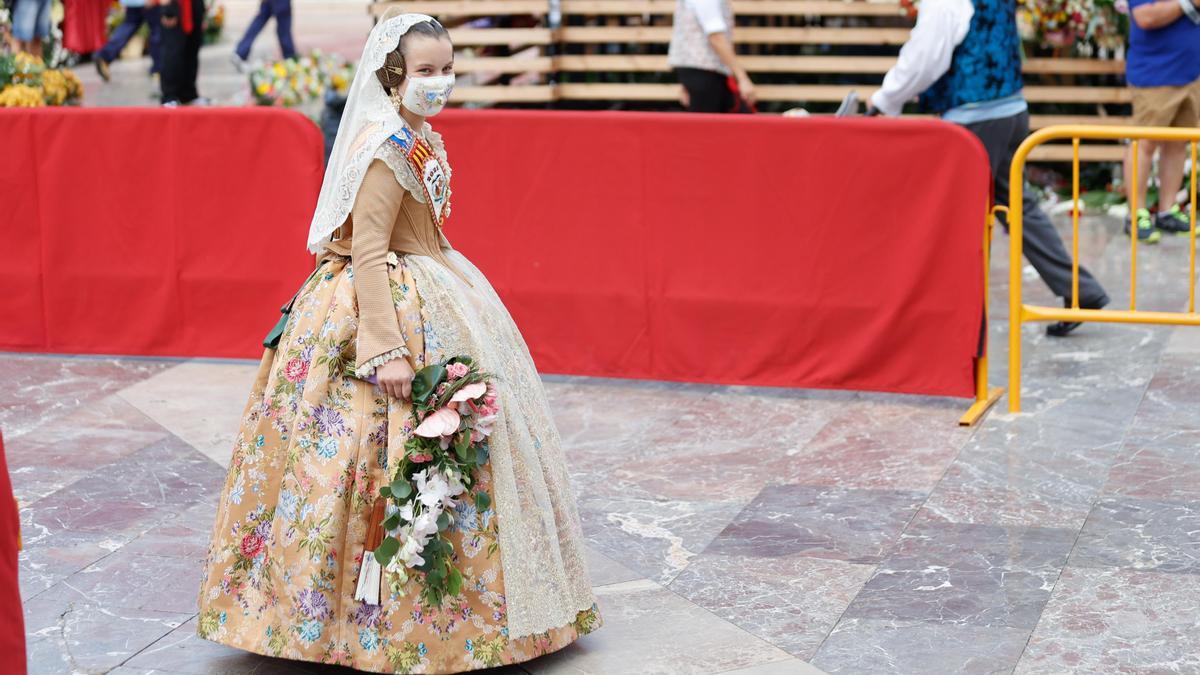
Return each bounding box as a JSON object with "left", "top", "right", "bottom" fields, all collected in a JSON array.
[{"left": 369, "top": 0, "right": 1131, "bottom": 161}]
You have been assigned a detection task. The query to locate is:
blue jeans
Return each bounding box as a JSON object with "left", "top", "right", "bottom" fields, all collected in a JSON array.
[
  {"left": 12, "top": 0, "right": 51, "bottom": 42},
  {"left": 235, "top": 0, "right": 296, "bottom": 61},
  {"left": 96, "top": 6, "right": 163, "bottom": 73}
]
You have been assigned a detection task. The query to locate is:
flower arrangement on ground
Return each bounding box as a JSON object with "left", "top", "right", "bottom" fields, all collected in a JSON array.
[
  {"left": 0, "top": 51, "right": 82, "bottom": 106},
  {"left": 248, "top": 50, "right": 354, "bottom": 108}
]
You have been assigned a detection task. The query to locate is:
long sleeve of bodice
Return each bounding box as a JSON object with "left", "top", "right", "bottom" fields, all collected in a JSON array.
[{"left": 351, "top": 159, "right": 410, "bottom": 378}]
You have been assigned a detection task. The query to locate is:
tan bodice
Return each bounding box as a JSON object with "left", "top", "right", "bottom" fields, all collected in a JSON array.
[{"left": 321, "top": 155, "right": 468, "bottom": 377}]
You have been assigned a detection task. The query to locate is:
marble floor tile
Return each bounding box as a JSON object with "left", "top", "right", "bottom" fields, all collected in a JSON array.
[
  {"left": 1016, "top": 567, "right": 1200, "bottom": 674},
  {"left": 919, "top": 438, "right": 1121, "bottom": 530},
  {"left": 777, "top": 404, "right": 973, "bottom": 493},
  {"left": 840, "top": 517, "right": 1075, "bottom": 630},
  {"left": 24, "top": 434, "right": 224, "bottom": 540},
  {"left": 577, "top": 491, "right": 750, "bottom": 585},
  {"left": 703, "top": 484, "right": 926, "bottom": 564},
  {"left": 1102, "top": 440, "right": 1200, "bottom": 502},
  {"left": 1123, "top": 354, "right": 1200, "bottom": 432},
  {"left": 718, "top": 659, "right": 828, "bottom": 674},
  {"left": 6, "top": 393, "right": 171, "bottom": 505},
  {"left": 810, "top": 618, "right": 1030, "bottom": 675},
  {"left": 22, "top": 582, "right": 191, "bottom": 674},
  {"left": 18, "top": 528, "right": 131, "bottom": 600},
  {"left": 1068, "top": 497, "right": 1200, "bottom": 574},
  {"left": 1164, "top": 325, "right": 1200, "bottom": 354},
  {"left": 584, "top": 545, "right": 643, "bottom": 588},
  {"left": 56, "top": 547, "right": 204, "bottom": 616},
  {"left": 0, "top": 353, "right": 174, "bottom": 438},
  {"left": 117, "top": 359, "right": 260, "bottom": 468},
  {"left": 527, "top": 579, "right": 794, "bottom": 675},
  {"left": 668, "top": 552, "right": 874, "bottom": 661}
]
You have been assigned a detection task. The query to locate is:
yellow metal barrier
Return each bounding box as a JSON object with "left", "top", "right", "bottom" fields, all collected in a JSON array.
[
  {"left": 959, "top": 204, "right": 1007, "bottom": 426},
  {"left": 1008, "top": 125, "right": 1200, "bottom": 413}
]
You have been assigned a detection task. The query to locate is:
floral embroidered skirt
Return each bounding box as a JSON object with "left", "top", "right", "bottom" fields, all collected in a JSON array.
[{"left": 197, "top": 253, "right": 600, "bottom": 674}]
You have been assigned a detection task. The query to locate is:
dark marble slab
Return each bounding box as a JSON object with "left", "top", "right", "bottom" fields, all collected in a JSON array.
[
  {"left": 840, "top": 517, "right": 1075, "bottom": 630},
  {"left": 1069, "top": 497, "right": 1200, "bottom": 574},
  {"left": 703, "top": 484, "right": 926, "bottom": 564}
]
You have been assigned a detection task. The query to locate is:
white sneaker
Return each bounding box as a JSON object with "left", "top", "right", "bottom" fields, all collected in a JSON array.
[{"left": 230, "top": 53, "right": 249, "bottom": 73}]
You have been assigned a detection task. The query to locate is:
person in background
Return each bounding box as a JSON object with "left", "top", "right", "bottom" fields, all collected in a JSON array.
[
  {"left": 158, "top": 0, "right": 203, "bottom": 106},
  {"left": 868, "top": 0, "right": 1110, "bottom": 337},
  {"left": 62, "top": 0, "right": 110, "bottom": 55},
  {"left": 94, "top": 0, "right": 163, "bottom": 81},
  {"left": 1122, "top": 0, "right": 1200, "bottom": 241},
  {"left": 10, "top": 0, "right": 50, "bottom": 56},
  {"left": 230, "top": 0, "right": 296, "bottom": 71},
  {"left": 668, "top": 0, "right": 755, "bottom": 113}
]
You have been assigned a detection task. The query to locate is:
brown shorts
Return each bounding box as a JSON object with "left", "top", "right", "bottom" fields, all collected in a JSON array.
[{"left": 1131, "top": 77, "right": 1200, "bottom": 128}]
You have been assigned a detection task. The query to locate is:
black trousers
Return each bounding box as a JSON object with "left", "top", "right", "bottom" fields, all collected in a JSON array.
[
  {"left": 159, "top": 0, "right": 204, "bottom": 104},
  {"left": 676, "top": 67, "right": 749, "bottom": 114},
  {"left": 965, "top": 111, "right": 1109, "bottom": 308}
]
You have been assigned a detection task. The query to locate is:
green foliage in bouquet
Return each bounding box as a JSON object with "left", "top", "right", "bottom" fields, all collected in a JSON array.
[{"left": 373, "top": 356, "right": 499, "bottom": 607}]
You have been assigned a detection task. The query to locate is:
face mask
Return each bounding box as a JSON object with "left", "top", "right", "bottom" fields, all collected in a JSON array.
[{"left": 401, "top": 73, "right": 455, "bottom": 117}]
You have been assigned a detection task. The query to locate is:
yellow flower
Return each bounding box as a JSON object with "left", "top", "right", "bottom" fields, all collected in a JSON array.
[
  {"left": 256, "top": 81, "right": 271, "bottom": 96},
  {"left": 273, "top": 62, "right": 287, "bottom": 78},
  {"left": 0, "top": 84, "right": 47, "bottom": 107}
]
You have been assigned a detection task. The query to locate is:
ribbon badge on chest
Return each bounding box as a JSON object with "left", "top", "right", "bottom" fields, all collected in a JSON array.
[{"left": 388, "top": 129, "right": 450, "bottom": 228}]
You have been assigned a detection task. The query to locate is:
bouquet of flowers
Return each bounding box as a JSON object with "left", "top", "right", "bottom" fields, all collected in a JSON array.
[
  {"left": 900, "top": 0, "right": 1127, "bottom": 52},
  {"left": 1016, "top": 0, "right": 1128, "bottom": 51},
  {"left": 0, "top": 51, "right": 83, "bottom": 107},
  {"left": 354, "top": 356, "right": 499, "bottom": 608},
  {"left": 248, "top": 50, "right": 354, "bottom": 108}
]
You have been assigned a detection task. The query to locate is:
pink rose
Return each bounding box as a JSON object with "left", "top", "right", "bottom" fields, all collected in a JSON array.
[
  {"left": 410, "top": 453, "right": 434, "bottom": 463},
  {"left": 240, "top": 533, "right": 265, "bottom": 558},
  {"left": 284, "top": 358, "right": 309, "bottom": 383},
  {"left": 446, "top": 362, "right": 470, "bottom": 380}
]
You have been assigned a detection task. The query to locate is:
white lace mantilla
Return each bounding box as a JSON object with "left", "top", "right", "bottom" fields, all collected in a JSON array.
[
  {"left": 306, "top": 13, "right": 443, "bottom": 254},
  {"left": 402, "top": 252, "right": 597, "bottom": 639}
]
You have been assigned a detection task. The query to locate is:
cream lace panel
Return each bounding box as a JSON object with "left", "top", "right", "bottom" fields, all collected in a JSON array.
[
  {"left": 372, "top": 123, "right": 453, "bottom": 221},
  {"left": 404, "top": 253, "right": 596, "bottom": 639}
]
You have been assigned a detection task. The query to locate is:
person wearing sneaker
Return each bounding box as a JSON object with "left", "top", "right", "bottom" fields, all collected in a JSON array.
[
  {"left": 94, "top": 0, "right": 163, "bottom": 81},
  {"left": 158, "top": 0, "right": 203, "bottom": 106},
  {"left": 232, "top": 0, "right": 296, "bottom": 69},
  {"left": 1124, "top": 0, "right": 1200, "bottom": 241},
  {"left": 867, "top": 0, "right": 1110, "bottom": 337}
]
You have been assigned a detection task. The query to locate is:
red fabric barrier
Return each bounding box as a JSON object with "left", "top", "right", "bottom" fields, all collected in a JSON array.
[
  {"left": 0, "top": 108, "right": 322, "bottom": 358},
  {"left": 434, "top": 110, "right": 989, "bottom": 397},
  {"left": 0, "top": 432, "right": 25, "bottom": 675},
  {"left": 1, "top": 108, "right": 989, "bottom": 397}
]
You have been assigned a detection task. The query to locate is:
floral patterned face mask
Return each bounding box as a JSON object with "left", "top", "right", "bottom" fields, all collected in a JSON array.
[{"left": 402, "top": 73, "right": 455, "bottom": 117}]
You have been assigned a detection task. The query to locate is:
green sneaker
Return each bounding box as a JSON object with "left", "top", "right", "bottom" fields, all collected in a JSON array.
[
  {"left": 1155, "top": 205, "right": 1192, "bottom": 234},
  {"left": 1125, "top": 208, "right": 1162, "bottom": 244}
]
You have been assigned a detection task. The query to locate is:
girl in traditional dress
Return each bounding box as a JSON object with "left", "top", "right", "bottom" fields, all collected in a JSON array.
[{"left": 196, "top": 13, "right": 600, "bottom": 673}]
